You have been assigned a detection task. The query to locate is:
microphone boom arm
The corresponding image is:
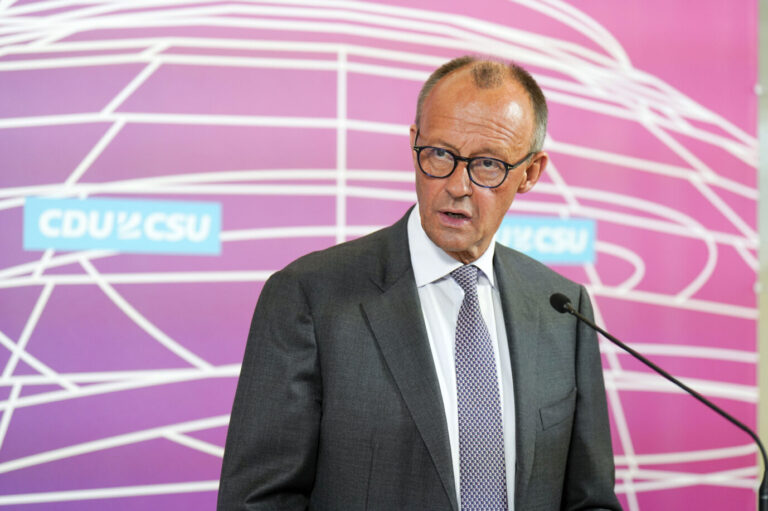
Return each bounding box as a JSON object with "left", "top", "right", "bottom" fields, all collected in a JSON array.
[{"left": 553, "top": 295, "right": 768, "bottom": 511}]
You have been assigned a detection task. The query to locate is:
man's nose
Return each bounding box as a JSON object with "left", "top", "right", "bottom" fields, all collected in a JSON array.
[{"left": 444, "top": 161, "right": 473, "bottom": 197}]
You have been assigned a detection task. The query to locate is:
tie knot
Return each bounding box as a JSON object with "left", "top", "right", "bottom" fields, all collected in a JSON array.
[{"left": 450, "top": 265, "right": 478, "bottom": 294}]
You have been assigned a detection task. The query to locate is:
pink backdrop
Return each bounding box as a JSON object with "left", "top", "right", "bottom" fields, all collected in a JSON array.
[{"left": 0, "top": 1, "right": 758, "bottom": 509}]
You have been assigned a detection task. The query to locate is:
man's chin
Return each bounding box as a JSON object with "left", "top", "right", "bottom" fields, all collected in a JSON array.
[{"left": 432, "top": 238, "right": 483, "bottom": 264}]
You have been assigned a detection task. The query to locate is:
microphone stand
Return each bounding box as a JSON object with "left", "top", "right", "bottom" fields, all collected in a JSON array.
[{"left": 552, "top": 294, "right": 768, "bottom": 511}]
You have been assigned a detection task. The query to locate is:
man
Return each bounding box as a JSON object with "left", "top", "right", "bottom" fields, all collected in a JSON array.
[{"left": 218, "top": 56, "right": 621, "bottom": 510}]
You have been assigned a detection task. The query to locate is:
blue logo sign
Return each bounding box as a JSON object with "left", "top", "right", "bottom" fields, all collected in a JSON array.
[
  {"left": 498, "top": 215, "right": 596, "bottom": 264},
  {"left": 24, "top": 197, "right": 221, "bottom": 255}
]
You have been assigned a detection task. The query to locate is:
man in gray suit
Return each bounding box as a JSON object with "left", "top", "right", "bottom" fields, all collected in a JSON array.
[{"left": 218, "top": 56, "right": 621, "bottom": 510}]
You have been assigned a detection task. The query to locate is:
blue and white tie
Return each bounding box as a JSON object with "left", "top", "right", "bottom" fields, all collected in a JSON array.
[{"left": 451, "top": 265, "right": 508, "bottom": 510}]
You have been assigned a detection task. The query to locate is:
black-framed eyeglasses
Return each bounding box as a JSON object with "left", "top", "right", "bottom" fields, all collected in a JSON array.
[{"left": 412, "top": 129, "right": 533, "bottom": 189}]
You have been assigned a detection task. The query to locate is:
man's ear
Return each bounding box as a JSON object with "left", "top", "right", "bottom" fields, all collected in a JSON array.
[
  {"left": 518, "top": 151, "right": 548, "bottom": 193},
  {"left": 409, "top": 124, "right": 419, "bottom": 167}
]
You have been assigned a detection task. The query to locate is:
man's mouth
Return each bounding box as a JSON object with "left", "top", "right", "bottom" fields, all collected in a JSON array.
[{"left": 440, "top": 210, "right": 471, "bottom": 223}]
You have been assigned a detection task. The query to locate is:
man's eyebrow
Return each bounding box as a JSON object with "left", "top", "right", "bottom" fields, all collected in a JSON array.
[
  {"left": 424, "top": 138, "right": 505, "bottom": 158},
  {"left": 422, "top": 137, "right": 460, "bottom": 153},
  {"left": 420, "top": 132, "right": 511, "bottom": 159},
  {"left": 472, "top": 146, "right": 507, "bottom": 158}
]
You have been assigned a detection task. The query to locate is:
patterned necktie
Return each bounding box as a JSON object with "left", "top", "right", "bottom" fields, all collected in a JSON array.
[{"left": 451, "top": 264, "right": 508, "bottom": 511}]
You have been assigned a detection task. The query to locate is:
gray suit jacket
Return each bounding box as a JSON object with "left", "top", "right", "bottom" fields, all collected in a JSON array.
[{"left": 218, "top": 209, "right": 620, "bottom": 510}]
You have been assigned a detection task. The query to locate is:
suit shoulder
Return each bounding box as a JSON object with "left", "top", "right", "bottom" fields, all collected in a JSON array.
[
  {"left": 273, "top": 223, "right": 396, "bottom": 285},
  {"left": 495, "top": 242, "right": 583, "bottom": 292}
]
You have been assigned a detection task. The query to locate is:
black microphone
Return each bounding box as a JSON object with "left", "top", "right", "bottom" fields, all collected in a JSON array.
[
  {"left": 550, "top": 292, "right": 572, "bottom": 314},
  {"left": 550, "top": 292, "right": 768, "bottom": 511}
]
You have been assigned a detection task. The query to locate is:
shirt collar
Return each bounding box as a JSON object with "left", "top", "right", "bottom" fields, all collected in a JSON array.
[{"left": 407, "top": 206, "right": 497, "bottom": 288}]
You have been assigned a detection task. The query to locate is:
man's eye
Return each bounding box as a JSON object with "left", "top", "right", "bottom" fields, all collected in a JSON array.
[
  {"left": 478, "top": 158, "right": 502, "bottom": 169},
  {"left": 433, "top": 148, "right": 450, "bottom": 159}
]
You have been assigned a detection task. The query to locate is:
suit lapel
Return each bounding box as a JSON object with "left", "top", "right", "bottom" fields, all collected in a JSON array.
[
  {"left": 360, "top": 212, "right": 458, "bottom": 511},
  {"left": 494, "top": 247, "right": 541, "bottom": 509}
]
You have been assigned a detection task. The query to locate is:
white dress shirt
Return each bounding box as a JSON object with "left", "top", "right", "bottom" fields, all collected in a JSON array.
[{"left": 407, "top": 207, "right": 516, "bottom": 509}]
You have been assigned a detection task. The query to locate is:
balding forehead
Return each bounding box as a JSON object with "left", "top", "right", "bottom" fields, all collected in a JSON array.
[
  {"left": 430, "top": 67, "right": 531, "bottom": 109},
  {"left": 415, "top": 56, "right": 547, "bottom": 152}
]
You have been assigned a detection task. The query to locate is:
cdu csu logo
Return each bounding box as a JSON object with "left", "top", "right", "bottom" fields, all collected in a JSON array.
[
  {"left": 23, "top": 197, "right": 221, "bottom": 255},
  {"left": 498, "top": 215, "right": 596, "bottom": 265}
]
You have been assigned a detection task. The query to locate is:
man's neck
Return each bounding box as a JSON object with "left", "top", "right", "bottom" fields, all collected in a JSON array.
[{"left": 407, "top": 206, "right": 497, "bottom": 287}]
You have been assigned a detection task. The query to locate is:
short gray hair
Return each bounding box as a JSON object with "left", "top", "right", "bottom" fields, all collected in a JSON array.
[{"left": 414, "top": 56, "right": 548, "bottom": 152}]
